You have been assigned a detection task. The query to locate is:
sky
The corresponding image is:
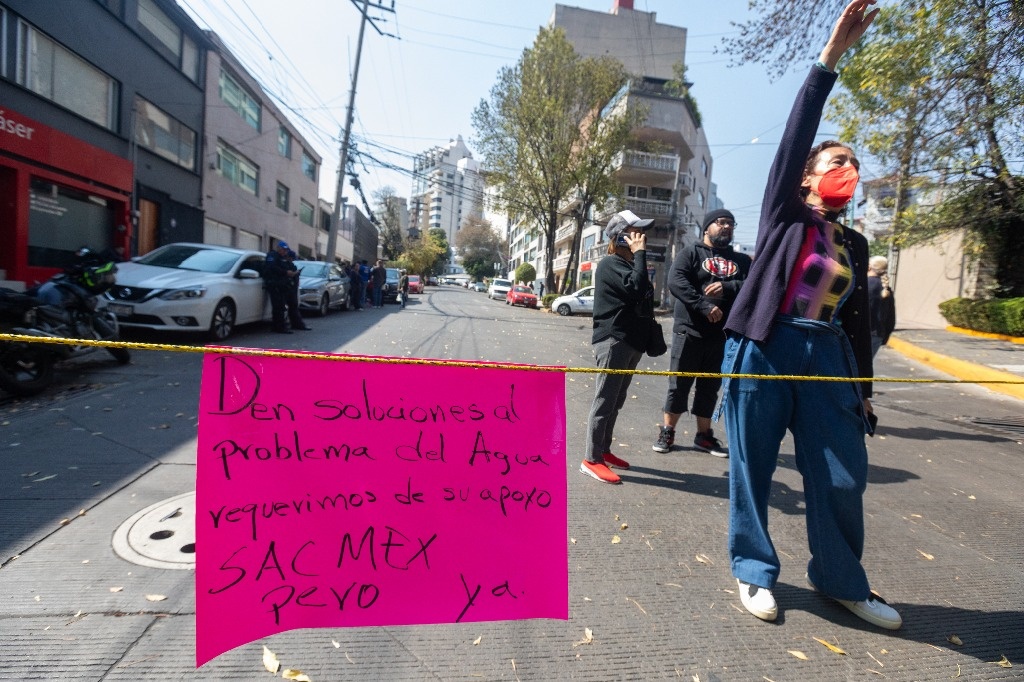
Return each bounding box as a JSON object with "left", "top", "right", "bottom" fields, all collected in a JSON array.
[{"left": 179, "top": 0, "right": 866, "bottom": 248}]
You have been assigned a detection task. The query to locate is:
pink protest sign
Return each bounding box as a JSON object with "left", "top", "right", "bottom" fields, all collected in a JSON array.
[{"left": 195, "top": 352, "right": 568, "bottom": 666}]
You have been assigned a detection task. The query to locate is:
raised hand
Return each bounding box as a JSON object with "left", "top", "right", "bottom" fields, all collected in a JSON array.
[{"left": 819, "top": 0, "right": 879, "bottom": 70}]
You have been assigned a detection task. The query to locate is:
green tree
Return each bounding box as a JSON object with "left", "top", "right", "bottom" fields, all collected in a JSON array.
[
  {"left": 472, "top": 27, "right": 640, "bottom": 294},
  {"left": 829, "top": 1, "right": 1024, "bottom": 296},
  {"left": 372, "top": 186, "right": 405, "bottom": 260},
  {"left": 514, "top": 262, "right": 537, "bottom": 286},
  {"left": 455, "top": 216, "right": 507, "bottom": 280},
  {"left": 395, "top": 228, "right": 447, "bottom": 279}
]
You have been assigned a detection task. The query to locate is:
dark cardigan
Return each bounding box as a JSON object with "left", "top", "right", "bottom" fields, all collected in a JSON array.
[{"left": 724, "top": 66, "right": 874, "bottom": 396}]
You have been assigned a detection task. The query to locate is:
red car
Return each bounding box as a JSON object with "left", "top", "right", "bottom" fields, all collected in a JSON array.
[
  {"left": 505, "top": 285, "right": 538, "bottom": 308},
  {"left": 407, "top": 275, "right": 423, "bottom": 294}
]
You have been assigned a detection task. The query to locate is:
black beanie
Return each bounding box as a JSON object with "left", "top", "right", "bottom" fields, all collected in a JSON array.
[{"left": 702, "top": 208, "right": 735, "bottom": 232}]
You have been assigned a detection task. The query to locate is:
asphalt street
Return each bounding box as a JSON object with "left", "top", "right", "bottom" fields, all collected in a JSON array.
[{"left": 1, "top": 285, "right": 1022, "bottom": 680}]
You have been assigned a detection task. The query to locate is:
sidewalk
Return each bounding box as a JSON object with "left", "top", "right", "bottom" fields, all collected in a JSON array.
[{"left": 886, "top": 326, "right": 1024, "bottom": 401}]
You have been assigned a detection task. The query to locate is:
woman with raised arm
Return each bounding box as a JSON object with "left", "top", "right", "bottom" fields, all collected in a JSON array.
[{"left": 721, "top": 0, "right": 901, "bottom": 629}]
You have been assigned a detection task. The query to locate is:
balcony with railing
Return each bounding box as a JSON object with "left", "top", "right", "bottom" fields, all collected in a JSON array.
[
  {"left": 613, "top": 150, "right": 679, "bottom": 185},
  {"left": 555, "top": 223, "right": 576, "bottom": 243},
  {"left": 624, "top": 196, "right": 673, "bottom": 218},
  {"left": 553, "top": 253, "right": 571, "bottom": 271}
]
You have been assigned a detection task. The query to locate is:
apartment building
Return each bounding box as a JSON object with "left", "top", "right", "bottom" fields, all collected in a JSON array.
[
  {"left": 410, "top": 135, "right": 484, "bottom": 273},
  {"left": 505, "top": 0, "right": 713, "bottom": 299},
  {"left": 201, "top": 32, "right": 322, "bottom": 258},
  {"left": 0, "top": 0, "right": 208, "bottom": 288}
]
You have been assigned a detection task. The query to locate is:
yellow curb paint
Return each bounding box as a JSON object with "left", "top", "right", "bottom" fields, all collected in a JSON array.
[
  {"left": 946, "top": 326, "right": 1024, "bottom": 345},
  {"left": 888, "top": 336, "right": 1024, "bottom": 401}
]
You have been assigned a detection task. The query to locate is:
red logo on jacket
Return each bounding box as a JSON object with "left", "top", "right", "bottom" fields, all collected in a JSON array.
[{"left": 702, "top": 256, "right": 739, "bottom": 278}]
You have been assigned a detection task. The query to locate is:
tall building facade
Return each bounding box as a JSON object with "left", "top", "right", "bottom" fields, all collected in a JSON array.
[
  {"left": 508, "top": 1, "right": 714, "bottom": 299},
  {"left": 201, "top": 32, "right": 322, "bottom": 259},
  {"left": 410, "top": 135, "right": 483, "bottom": 272},
  {"left": 0, "top": 0, "right": 208, "bottom": 288}
]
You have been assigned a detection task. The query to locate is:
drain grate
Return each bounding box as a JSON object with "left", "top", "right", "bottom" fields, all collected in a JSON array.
[
  {"left": 970, "top": 416, "right": 1024, "bottom": 439},
  {"left": 112, "top": 491, "right": 195, "bottom": 569}
]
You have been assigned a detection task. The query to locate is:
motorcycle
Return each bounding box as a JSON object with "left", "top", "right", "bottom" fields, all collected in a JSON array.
[{"left": 0, "top": 252, "right": 130, "bottom": 397}]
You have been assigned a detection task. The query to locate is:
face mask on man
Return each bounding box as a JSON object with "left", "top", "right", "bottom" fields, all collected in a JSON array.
[{"left": 816, "top": 164, "right": 859, "bottom": 207}]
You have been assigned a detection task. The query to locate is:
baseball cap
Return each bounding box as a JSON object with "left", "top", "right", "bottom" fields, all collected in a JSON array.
[
  {"left": 605, "top": 210, "right": 655, "bottom": 242},
  {"left": 276, "top": 241, "right": 289, "bottom": 250}
]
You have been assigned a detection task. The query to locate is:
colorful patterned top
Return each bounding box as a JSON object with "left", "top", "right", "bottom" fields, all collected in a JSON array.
[{"left": 778, "top": 220, "right": 853, "bottom": 322}]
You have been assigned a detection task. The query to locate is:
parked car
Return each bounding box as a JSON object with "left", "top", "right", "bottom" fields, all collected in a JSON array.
[
  {"left": 470, "top": 281, "right": 487, "bottom": 293},
  {"left": 506, "top": 285, "right": 538, "bottom": 309},
  {"left": 487, "top": 277, "right": 513, "bottom": 300},
  {"left": 294, "top": 260, "right": 350, "bottom": 315},
  {"left": 382, "top": 267, "right": 402, "bottom": 304},
  {"left": 102, "top": 242, "right": 268, "bottom": 340},
  {"left": 407, "top": 275, "right": 423, "bottom": 294},
  {"left": 551, "top": 286, "right": 595, "bottom": 316}
]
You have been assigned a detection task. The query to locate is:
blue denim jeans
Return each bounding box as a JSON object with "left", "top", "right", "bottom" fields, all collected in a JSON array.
[
  {"left": 721, "top": 316, "right": 872, "bottom": 601},
  {"left": 585, "top": 336, "right": 643, "bottom": 462},
  {"left": 373, "top": 286, "right": 384, "bottom": 307}
]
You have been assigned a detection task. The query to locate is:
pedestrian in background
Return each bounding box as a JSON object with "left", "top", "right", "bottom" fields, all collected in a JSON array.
[
  {"left": 867, "top": 255, "right": 896, "bottom": 357},
  {"left": 370, "top": 259, "right": 387, "bottom": 308},
  {"left": 359, "top": 259, "right": 371, "bottom": 308},
  {"left": 348, "top": 263, "right": 363, "bottom": 311},
  {"left": 284, "top": 249, "right": 310, "bottom": 331},
  {"left": 398, "top": 269, "right": 409, "bottom": 309},
  {"left": 653, "top": 207, "right": 751, "bottom": 457},
  {"left": 720, "top": 0, "right": 901, "bottom": 630},
  {"left": 580, "top": 209, "right": 655, "bottom": 485},
  {"left": 264, "top": 241, "right": 295, "bottom": 334}
]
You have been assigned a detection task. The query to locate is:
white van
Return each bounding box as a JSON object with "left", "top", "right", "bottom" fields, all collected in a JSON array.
[{"left": 487, "top": 277, "right": 513, "bottom": 300}]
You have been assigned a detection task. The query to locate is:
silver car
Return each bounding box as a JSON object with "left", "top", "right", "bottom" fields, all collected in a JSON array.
[
  {"left": 551, "top": 286, "right": 595, "bottom": 316},
  {"left": 295, "top": 261, "right": 351, "bottom": 315}
]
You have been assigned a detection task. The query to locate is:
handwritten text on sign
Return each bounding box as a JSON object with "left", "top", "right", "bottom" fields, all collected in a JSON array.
[{"left": 195, "top": 353, "right": 568, "bottom": 666}]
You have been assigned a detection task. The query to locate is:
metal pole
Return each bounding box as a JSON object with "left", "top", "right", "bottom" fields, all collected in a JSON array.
[{"left": 325, "top": 0, "right": 370, "bottom": 263}]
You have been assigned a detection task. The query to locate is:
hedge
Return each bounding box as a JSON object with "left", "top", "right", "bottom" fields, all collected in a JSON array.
[{"left": 938, "top": 297, "right": 1024, "bottom": 336}]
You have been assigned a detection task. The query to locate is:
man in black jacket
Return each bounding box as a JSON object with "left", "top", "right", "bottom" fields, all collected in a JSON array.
[
  {"left": 264, "top": 241, "right": 295, "bottom": 334},
  {"left": 653, "top": 208, "right": 751, "bottom": 456}
]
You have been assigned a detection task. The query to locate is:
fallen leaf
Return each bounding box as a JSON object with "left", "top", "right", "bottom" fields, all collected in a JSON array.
[
  {"left": 813, "top": 637, "right": 847, "bottom": 655},
  {"left": 620, "top": 523, "right": 628, "bottom": 530},
  {"left": 948, "top": 634, "right": 963, "bottom": 646},
  {"left": 145, "top": 594, "right": 167, "bottom": 602},
  {"left": 34, "top": 595, "right": 40, "bottom": 602},
  {"left": 263, "top": 646, "right": 281, "bottom": 673},
  {"left": 787, "top": 650, "right": 809, "bottom": 660},
  {"left": 917, "top": 549, "right": 935, "bottom": 560},
  {"left": 59, "top": 518, "right": 71, "bottom": 526},
  {"left": 281, "top": 669, "right": 311, "bottom": 681},
  {"left": 695, "top": 554, "right": 712, "bottom": 565},
  {"left": 611, "top": 535, "right": 621, "bottom": 544},
  {"left": 570, "top": 538, "right": 577, "bottom": 544},
  {"left": 473, "top": 636, "right": 482, "bottom": 645},
  {"left": 572, "top": 627, "right": 594, "bottom": 647},
  {"left": 110, "top": 586, "right": 124, "bottom": 592},
  {"left": 82, "top": 559, "right": 89, "bottom": 564},
  {"left": 992, "top": 655, "right": 1012, "bottom": 668},
  {"left": 331, "top": 640, "right": 340, "bottom": 648}
]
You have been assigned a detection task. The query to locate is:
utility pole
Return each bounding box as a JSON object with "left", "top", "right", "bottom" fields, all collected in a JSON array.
[{"left": 325, "top": 0, "right": 396, "bottom": 264}]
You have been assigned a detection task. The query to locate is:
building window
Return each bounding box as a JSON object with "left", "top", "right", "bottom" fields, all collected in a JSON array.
[
  {"left": 134, "top": 96, "right": 196, "bottom": 171},
  {"left": 138, "top": 0, "right": 179, "bottom": 56},
  {"left": 276, "top": 183, "right": 289, "bottom": 211},
  {"left": 16, "top": 20, "right": 118, "bottom": 131},
  {"left": 701, "top": 157, "right": 708, "bottom": 177},
  {"left": 301, "top": 151, "right": 316, "bottom": 182},
  {"left": 627, "top": 185, "right": 649, "bottom": 199},
  {"left": 278, "top": 127, "right": 291, "bottom": 158},
  {"left": 697, "top": 188, "right": 706, "bottom": 208},
  {"left": 219, "top": 69, "right": 260, "bottom": 130},
  {"left": 216, "top": 142, "right": 258, "bottom": 195},
  {"left": 299, "top": 199, "right": 314, "bottom": 226}
]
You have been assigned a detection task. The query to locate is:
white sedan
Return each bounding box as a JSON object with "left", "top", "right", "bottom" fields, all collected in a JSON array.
[
  {"left": 102, "top": 243, "right": 270, "bottom": 340},
  {"left": 550, "top": 286, "right": 595, "bottom": 316}
]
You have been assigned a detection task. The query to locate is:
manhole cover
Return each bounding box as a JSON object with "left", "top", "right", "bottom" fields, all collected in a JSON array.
[{"left": 112, "top": 491, "right": 195, "bottom": 569}]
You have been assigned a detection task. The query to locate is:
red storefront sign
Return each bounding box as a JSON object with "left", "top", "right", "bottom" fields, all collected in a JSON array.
[{"left": 0, "top": 106, "right": 132, "bottom": 284}]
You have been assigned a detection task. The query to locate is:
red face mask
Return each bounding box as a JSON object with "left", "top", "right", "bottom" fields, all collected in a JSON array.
[{"left": 815, "top": 164, "right": 859, "bottom": 207}]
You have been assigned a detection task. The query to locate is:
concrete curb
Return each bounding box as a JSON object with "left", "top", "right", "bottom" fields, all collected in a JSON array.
[{"left": 887, "top": 335, "right": 1024, "bottom": 401}]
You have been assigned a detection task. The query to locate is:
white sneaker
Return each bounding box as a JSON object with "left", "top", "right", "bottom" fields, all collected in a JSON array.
[
  {"left": 737, "top": 579, "right": 778, "bottom": 621},
  {"left": 807, "top": 575, "right": 902, "bottom": 630}
]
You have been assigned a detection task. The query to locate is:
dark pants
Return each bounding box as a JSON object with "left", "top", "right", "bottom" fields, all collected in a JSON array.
[
  {"left": 664, "top": 332, "right": 725, "bottom": 418},
  {"left": 287, "top": 283, "right": 304, "bottom": 328},
  {"left": 267, "top": 286, "right": 288, "bottom": 331}
]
